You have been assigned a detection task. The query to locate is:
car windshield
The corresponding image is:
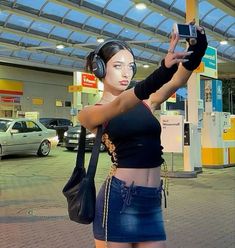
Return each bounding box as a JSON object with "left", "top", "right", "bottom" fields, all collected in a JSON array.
[
  {"left": 39, "top": 118, "right": 50, "bottom": 125},
  {"left": 0, "top": 119, "right": 12, "bottom": 132}
]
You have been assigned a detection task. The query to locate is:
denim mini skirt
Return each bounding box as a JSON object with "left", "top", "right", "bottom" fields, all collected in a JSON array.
[{"left": 93, "top": 176, "right": 166, "bottom": 242}]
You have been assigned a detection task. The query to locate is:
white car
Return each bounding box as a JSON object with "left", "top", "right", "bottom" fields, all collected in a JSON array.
[{"left": 0, "top": 118, "right": 59, "bottom": 159}]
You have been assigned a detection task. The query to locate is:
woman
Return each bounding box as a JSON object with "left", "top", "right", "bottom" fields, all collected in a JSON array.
[{"left": 78, "top": 26, "right": 207, "bottom": 248}]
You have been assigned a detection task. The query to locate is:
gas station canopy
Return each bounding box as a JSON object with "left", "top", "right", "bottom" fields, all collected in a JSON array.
[{"left": 0, "top": 0, "right": 234, "bottom": 77}]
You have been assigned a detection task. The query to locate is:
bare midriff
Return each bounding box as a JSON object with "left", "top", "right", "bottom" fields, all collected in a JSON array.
[{"left": 114, "top": 166, "right": 161, "bottom": 187}]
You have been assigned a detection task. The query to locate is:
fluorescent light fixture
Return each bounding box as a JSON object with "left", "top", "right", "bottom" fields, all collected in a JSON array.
[
  {"left": 143, "top": 64, "right": 149, "bottom": 68},
  {"left": 135, "top": 3, "right": 146, "bottom": 10},
  {"left": 220, "top": 40, "right": 228, "bottom": 45},
  {"left": 97, "top": 38, "right": 105, "bottom": 43},
  {"left": 56, "top": 44, "right": 65, "bottom": 49}
]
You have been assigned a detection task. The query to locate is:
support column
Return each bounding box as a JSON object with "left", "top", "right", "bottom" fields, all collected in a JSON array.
[
  {"left": 183, "top": 0, "right": 202, "bottom": 171},
  {"left": 72, "top": 71, "right": 83, "bottom": 125},
  {"left": 186, "top": 0, "right": 198, "bottom": 23}
]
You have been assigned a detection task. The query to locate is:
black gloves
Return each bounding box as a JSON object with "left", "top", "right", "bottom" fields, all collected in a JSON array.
[
  {"left": 182, "top": 28, "right": 208, "bottom": 71},
  {"left": 134, "top": 60, "right": 178, "bottom": 100}
]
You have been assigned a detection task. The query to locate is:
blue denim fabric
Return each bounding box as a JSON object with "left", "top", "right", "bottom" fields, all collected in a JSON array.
[{"left": 93, "top": 176, "right": 166, "bottom": 242}]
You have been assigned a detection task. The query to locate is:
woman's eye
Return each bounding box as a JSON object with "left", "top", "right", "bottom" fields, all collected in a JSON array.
[{"left": 114, "top": 64, "right": 122, "bottom": 69}]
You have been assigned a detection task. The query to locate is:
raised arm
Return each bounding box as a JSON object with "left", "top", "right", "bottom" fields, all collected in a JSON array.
[
  {"left": 78, "top": 64, "right": 189, "bottom": 132},
  {"left": 148, "top": 64, "right": 192, "bottom": 106},
  {"left": 78, "top": 26, "right": 207, "bottom": 131},
  {"left": 149, "top": 25, "right": 208, "bottom": 106}
]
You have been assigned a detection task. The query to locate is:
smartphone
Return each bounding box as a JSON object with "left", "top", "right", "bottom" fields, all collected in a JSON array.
[{"left": 173, "top": 23, "right": 197, "bottom": 39}]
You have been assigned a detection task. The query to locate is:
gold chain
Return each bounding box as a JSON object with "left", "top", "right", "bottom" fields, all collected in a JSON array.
[
  {"left": 162, "top": 161, "right": 169, "bottom": 195},
  {"left": 102, "top": 164, "right": 117, "bottom": 248}
]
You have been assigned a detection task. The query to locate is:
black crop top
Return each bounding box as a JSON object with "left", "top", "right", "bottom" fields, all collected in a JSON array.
[{"left": 102, "top": 102, "right": 164, "bottom": 168}]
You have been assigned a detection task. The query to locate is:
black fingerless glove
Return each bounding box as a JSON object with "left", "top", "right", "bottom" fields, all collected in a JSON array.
[
  {"left": 134, "top": 60, "right": 178, "bottom": 100},
  {"left": 182, "top": 29, "right": 208, "bottom": 71}
]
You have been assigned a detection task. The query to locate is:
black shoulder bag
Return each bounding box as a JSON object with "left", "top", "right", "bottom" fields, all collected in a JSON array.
[{"left": 62, "top": 125, "right": 103, "bottom": 224}]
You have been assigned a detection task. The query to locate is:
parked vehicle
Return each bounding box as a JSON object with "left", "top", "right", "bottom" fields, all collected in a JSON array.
[
  {"left": 0, "top": 118, "right": 58, "bottom": 159},
  {"left": 39, "top": 118, "right": 73, "bottom": 144},
  {"left": 63, "top": 124, "right": 106, "bottom": 152}
]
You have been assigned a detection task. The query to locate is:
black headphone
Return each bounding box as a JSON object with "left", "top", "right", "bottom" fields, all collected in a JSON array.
[{"left": 91, "top": 39, "right": 137, "bottom": 79}]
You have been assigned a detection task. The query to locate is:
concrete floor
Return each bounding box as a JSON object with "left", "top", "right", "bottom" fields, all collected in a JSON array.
[{"left": 1, "top": 147, "right": 235, "bottom": 248}]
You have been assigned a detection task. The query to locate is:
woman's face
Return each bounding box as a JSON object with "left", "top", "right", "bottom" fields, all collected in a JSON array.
[{"left": 104, "top": 49, "right": 135, "bottom": 93}]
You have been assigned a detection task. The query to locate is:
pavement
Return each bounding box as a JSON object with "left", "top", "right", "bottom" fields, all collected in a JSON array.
[{"left": 0, "top": 147, "right": 235, "bottom": 248}]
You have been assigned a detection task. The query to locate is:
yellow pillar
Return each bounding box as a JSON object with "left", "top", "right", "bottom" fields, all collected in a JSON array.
[{"left": 186, "top": 0, "right": 199, "bottom": 24}]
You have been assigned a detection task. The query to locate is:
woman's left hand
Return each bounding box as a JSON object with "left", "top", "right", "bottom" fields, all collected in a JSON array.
[
  {"left": 182, "top": 24, "right": 208, "bottom": 71},
  {"left": 164, "top": 33, "right": 192, "bottom": 68}
]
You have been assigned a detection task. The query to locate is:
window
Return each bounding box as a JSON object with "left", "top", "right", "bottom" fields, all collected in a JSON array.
[
  {"left": 49, "top": 120, "right": 58, "bottom": 126},
  {"left": 0, "top": 120, "right": 11, "bottom": 132},
  {"left": 12, "top": 122, "right": 24, "bottom": 133},
  {"left": 25, "top": 121, "right": 42, "bottom": 132},
  {"left": 65, "top": 101, "right": 71, "bottom": 107},
  {"left": 59, "top": 119, "right": 72, "bottom": 126}
]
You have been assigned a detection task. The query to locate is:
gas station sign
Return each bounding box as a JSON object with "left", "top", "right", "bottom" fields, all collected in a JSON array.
[
  {"left": 81, "top": 73, "right": 97, "bottom": 89},
  {"left": 201, "top": 46, "right": 218, "bottom": 79},
  {"left": 69, "top": 73, "right": 98, "bottom": 94}
]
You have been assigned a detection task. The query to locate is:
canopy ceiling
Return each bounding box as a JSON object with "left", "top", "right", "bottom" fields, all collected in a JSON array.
[{"left": 0, "top": 0, "right": 234, "bottom": 79}]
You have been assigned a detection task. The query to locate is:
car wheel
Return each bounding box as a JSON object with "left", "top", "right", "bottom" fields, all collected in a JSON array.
[
  {"left": 99, "top": 143, "right": 106, "bottom": 152},
  {"left": 37, "top": 140, "right": 51, "bottom": 157},
  {"left": 66, "top": 147, "right": 75, "bottom": 151}
]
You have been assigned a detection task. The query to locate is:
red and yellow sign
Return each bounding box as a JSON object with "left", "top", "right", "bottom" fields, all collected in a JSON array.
[
  {"left": 81, "top": 73, "right": 97, "bottom": 89},
  {"left": 69, "top": 73, "right": 98, "bottom": 94},
  {"left": 0, "top": 96, "right": 20, "bottom": 103},
  {"left": 0, "top": 79, "right": 23, "bottom": 95}
]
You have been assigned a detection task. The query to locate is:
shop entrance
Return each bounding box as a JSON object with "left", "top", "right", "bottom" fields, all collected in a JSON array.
[{"left": 0, "top": 99, "right": 21, "bottom": 118}]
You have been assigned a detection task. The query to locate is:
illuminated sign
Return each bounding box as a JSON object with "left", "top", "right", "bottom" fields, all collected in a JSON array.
[
  {"left": 69, "top": 73, "right": 98, "bottom": 94},
  {"left": 0, "top": 79, "right": 23, "bottom": 95},
  {"left": 201, "top": 46, "right": 218, "bottom": 79},
  {"left": 0, "top": 96, "right": 20, "bottom": 103},
  {"left": 81, "top": 73, "right": 97, "bottom": 89}
]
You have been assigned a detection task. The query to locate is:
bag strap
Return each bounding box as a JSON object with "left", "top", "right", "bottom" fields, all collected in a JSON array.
[
  {"left": 75, "top": 125, "right": 103, "bottom": 179},
  {"left": 75, "top": 125, "right": 86, "bottom": 169},
  {"left": 86, "top": 125, "right": 103, "bottom": 179}
]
